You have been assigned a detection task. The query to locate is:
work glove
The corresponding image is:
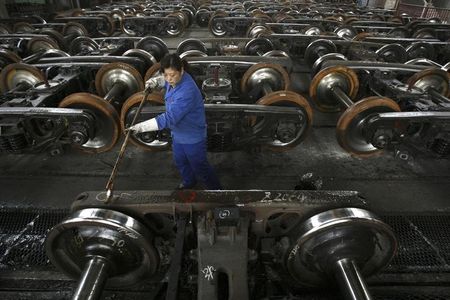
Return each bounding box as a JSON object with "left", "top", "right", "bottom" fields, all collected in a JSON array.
[
  {"left": 126, "top": 118, "right": 159, "bottom": 133},
  {"left": 145, "top": 74, "right": 165, "bottom": 91}
]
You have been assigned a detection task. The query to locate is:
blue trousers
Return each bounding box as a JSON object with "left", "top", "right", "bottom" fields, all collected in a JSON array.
[{"left": 172, "top": 140, "right": 222, "bottom": 190}]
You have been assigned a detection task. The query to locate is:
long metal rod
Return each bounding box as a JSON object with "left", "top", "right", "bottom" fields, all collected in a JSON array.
[
  {"left": 105, "top": 88, "right": 151, "bottom": 202},
  {"left": 321, "top": 60, "right": 430, "bottom": 73},
  {"left": 429, "top": 88, "right": 450, "bottom": 104},
  {"left": 8, "top": 82, "right": 30, "bottom": 93},
  {"left": 72, "top": 256, "right": 110, "bottom": 300},
  {"left": 370, "top": 111, "right": 450, "bottom": 122},
  {"left": 333, "top": 258, "right": 373, "bottom": 300},
  {"left": 331, "top": 86, "right": 354, "bottom": 108}
]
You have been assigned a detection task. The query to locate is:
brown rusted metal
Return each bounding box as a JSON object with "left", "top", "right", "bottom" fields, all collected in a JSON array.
[
  {"left": 309, "top": 65, "right": 359, "bottom": 113},
  {"left": 95, "top": 62, "right": 144, "bottom": 97},
  {"left": 144, "top": 62, "right": 161, "bottom": 82},
  {"left": 59, "top": 92, "right": 120, "bottom": 153},
  {"left": 336, "top": 96, "right": 401, "bottom": 158},
  {"left": 240, "top": 62, "right": 291, "bottom": 94},
  {"left": 407, "top": 68, "right": 450, "bottom": 97},
  {"left": 12, "top": 22, "right": 34, "bottom": 33},
  {"left": 120, "top": 91, "right": 168, "bottom": 151},
  {"left": 62, "top": 22, "right": 88, "bottom": 37},
  {"left": 27, "top": 36, "right": 60, "bottom": 54},
  {"left": 0, "top": 63, "right": 45, "bottom": 92},
  {"left": 256, "top": 90, "right": 314, "bottom": 151}
]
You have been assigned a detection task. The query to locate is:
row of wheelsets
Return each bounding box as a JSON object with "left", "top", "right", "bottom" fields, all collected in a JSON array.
[
  {"left": 0, "top": 1, "right": 196, "bottom": 38},
  {"left": 99, "top": 31, "right": 450, "bottom": 161},
  {"left": 0, "top": 34, "right": 314, "bottom": 154},
  {"left": 3, "top": 0, "right": 450, "bottom": 39},
  {"left": 0, "top": 31, "right": 449, "bottom": 158}
]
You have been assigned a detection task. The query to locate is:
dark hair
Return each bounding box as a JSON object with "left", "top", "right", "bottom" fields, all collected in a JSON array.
[{"left": 159, "top": 53, "right": 190, "bottom": 74}]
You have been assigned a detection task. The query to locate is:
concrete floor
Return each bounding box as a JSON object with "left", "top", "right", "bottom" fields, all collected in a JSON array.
[{"left": 0, "top": 26, "right": 449, "bottom": 214}]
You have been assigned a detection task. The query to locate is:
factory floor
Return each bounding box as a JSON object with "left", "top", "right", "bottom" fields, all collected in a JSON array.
[
  {"left": 1, "top": 125, "right": 449, "bottom": 213},
  {"left": 0, "top": 26, "right": 449, "bottom": 214},
  {"left": 0, "top": 24, "right": 450, "bottom": 300}
]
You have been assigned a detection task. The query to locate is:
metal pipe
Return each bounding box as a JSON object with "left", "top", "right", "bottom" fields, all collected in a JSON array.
[
  {"left": 72, "top": 256, "right": 110, "bottom": 300},
  {"left": 36, "top": 56, "right": 141, "bottom": 64},
  {"left": 331, "top": 86, "right": 354, "bottom": 108},
  {"left": 333, "top": 258, "right": 373, "bottom": 300},
  {"left": 104, "top": 81, "right": 127, "bottom": 104},
  {"left": 8, "top": 82, "right": 31, "bottom": 93},
  {"left": 261, "top": 82, "right": 273, "bottom": 95}
]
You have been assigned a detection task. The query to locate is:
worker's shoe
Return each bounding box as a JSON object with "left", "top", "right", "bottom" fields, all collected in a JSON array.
[{"left": 176, "top": 182, "right": 197, "bottom": 190}]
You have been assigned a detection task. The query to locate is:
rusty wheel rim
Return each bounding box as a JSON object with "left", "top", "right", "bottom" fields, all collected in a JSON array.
[
  {"left": 120, "top": 91, "right": 170, "bottom": 151},
  {"left": 39, "top": 29, "right": 65, "bottom": 50},
  {"left": 241, "top": 63, "right": 290, "bottom": 95},
  {"left": 0, "top": 63, "right": 44, "bottom": 92},
  {"left": 13, "top": 22, "right": 34, "bottom": 33},
  {"left": 255, "top": 90, "right": 313, "bottom": 150},
  {"left": 336, "top": 96, "right": 400, "bottom": 157},
  {"left": 344, "top": 17, "right": 359, "bottom": 24},
  {"left": 309, "top": 66, "right": 359, "bottom": 113},
  {"left": 62, "top": 22, "right": 88, "bottom": 37},
  {"left": 252, "top": 12, "right": 272, "bottom": 23},
  {"left": 352, "top": 32, "right": 373, "bottom": 41},
  {"left": 59, "top": 92, "right": 120, "bottom": 153},
  {"left": 407, "top": 68, "right": 449, "bottom": 97},
  {"left": 71, "top": 9, "right": 84, "bottom": 17},
  {"left": 27, "top": 37, "right": 60, "bottom": 54},
  {"left": 95, "top": 62, "right": 144, "bottom": 98},
  {"left": 0, "top": 49, "right": 21, "bottom": 69},
  {"left": 97, "top": 14, "right": 116, "bottom": 37}
]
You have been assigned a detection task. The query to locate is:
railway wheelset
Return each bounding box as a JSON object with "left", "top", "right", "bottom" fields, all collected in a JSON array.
[{"left": 46, "top": 190, "right": 397, "bottom": 300}]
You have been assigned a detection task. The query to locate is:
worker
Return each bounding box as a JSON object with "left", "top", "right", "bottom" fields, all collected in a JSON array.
[{"left": 127, "top": 53, "right": 222, "bottom": 190}]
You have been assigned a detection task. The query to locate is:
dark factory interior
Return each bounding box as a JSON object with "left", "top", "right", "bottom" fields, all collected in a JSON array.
[{"left": 0, "top": 0, "right": 450, "bottom": 299}]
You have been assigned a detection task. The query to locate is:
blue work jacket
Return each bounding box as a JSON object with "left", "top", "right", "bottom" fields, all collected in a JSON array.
[{"left": 155, "top": 72, "right": 207, "bottom": 144}]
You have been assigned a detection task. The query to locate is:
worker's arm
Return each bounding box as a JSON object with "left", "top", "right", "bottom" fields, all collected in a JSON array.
[{"left": 126, "top": 118, "right": 159, "bottom": 133}]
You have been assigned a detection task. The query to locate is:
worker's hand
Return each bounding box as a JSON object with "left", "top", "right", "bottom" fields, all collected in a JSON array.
[
  {"left": 124, "top": 125, "right": 139, "bottom": 134},
  {"left": 145, "top": 74, "right": 165, "bottom": 91},
  {"left": 125, "top": 118, "right": 159, "bottom": 134}
]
